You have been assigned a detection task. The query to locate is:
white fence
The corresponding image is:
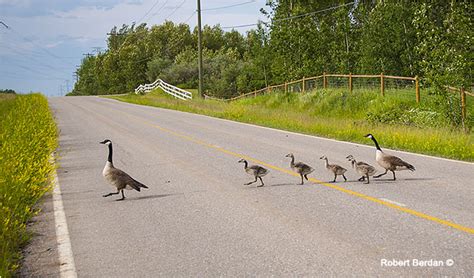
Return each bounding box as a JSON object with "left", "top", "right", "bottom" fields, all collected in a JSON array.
[{"left": 135, "top": 79, "right": 192, "bottom": 100}]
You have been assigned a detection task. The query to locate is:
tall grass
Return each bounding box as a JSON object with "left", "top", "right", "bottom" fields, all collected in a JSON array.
[
  {"left": 0, "top": 94, "right": 58, "bottom": 277},
  {"left": 110, "top": 88, "right": 473, "bottom": 161}
]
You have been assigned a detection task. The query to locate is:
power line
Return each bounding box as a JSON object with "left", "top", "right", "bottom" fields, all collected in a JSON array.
[
  {"left": 11, "top": 64, "right": 68, "bottom": 80},
  {"left": 136, "top": 0, "right": 161, "bottom": 24},
  {"left": 165, "top": 0, "right": 187, "bottom": 20},
  {"left": 202, "top": 0, "right": 256, "bottom": 11},
  {"left": 2, "top": 21, "right": 78, "bottom": 67},
  {"left": 144, "top": 0, "right": 169, "bottom": 23},
  {"left": 183, "top": 11, "right": 196, "bottom": 23},
  {"left": 0, "top": 21, "right": 9, "bottom": 29},
  {"left": 222, "top": 1, "right": 355, "bottom": 29}
]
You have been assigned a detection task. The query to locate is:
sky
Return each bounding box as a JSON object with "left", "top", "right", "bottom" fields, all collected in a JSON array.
[{"left": 0, "top": 0, "right": 268, "bottom": 96}]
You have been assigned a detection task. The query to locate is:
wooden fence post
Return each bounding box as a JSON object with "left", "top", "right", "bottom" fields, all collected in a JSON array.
[
  {"left": 323, "top": 72, "right": 327, "bottom": 89},
  {"left": 380, "top": 72, "right": 385, "bottom": 97},
  {"left": 349, "top": 73, "right": 353, "bottom": 94},
  {"left": 461, "top": 87, "right": 466, "bottom": 127},
  {"left": 302, "top": 76, "right": 306, "bottom": 93},
  {"left": 285, "top": 82, "right": 288, "bottom": 93},
  {"left": 415, "top": 76, "right": 420, "bottom": 103}
]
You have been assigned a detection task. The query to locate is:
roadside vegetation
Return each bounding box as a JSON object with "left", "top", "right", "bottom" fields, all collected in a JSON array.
[
  {"left": 111, "top": 88, "right": 473, "bottom": 161},
  {"left": 0, "top": 94, "right": 58, "bottom": 277}
]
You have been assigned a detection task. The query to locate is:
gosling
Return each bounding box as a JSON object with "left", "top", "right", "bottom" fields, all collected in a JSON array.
[
  {"left": 100, "top": 139, "right": 148, "bottom": 201},
  {"left": 364, "top": 134, "right": 415, "bottom": 180},
  {"left": 320, "top": 156, "right": 347, "bottom": 182},
  {"left": 346, "top": 155, "right": 377, "bottom": 184},
  {"left": 285, "top": 153, "right": 314, "bottom": 185},
  {"left": 238, "top": 159, "right": 269, "bottom": 187}
]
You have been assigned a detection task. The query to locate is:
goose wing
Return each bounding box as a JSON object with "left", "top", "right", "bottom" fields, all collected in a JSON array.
[
  {"left": 110, "top": 168, "right": 144, "bottom": 191},
  {"left": 248, "top": 165, "right": 269, "bottom": 177},
  {"left": 385, "top": 154, "right": 415, "bottom": 171},
  {"left": 356, "top": 161, "right": 376, "bottom": 175},
  {"left": 295, "top": 162, "right": 314, "bottom": 174},
  {"left": 331, "top": 164, "right": 347, "bottom": 174}
]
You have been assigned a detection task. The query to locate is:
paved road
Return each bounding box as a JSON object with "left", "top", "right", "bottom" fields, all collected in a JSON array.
[{"left": 48, "top": 96, "right": 474, "bottom": 276}]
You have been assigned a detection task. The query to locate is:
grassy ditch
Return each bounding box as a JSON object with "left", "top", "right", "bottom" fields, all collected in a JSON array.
[
  {"left": 0, "top": 94, "right": 58, "bottom": 276},
  {"left": 110, "top": 88, "right": 474, "bottom": 161}
]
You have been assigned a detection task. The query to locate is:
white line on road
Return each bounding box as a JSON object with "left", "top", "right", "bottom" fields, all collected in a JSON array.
[
  {"left": 52, "top": 168, "right": 78, "bottom": 278},
  {"left": 380, "top": 198, "right": 407, "bottom": 207}
]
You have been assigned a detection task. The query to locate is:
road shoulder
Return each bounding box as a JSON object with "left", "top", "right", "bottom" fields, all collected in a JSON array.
[{"left": 20, "top": 192, "right": 60, "bottom": 277}]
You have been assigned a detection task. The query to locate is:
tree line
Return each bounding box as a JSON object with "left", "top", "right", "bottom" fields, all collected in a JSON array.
[
  {"left": 71, "top": 0, "right": 472, "bottom": 98},
  {"left": 0, "top": 89, "right": 16, "bottom": 94}
]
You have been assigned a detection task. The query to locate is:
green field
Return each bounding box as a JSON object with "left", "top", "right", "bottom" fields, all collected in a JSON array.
[
  {"left": 0, "top": 94, "right": 58, "bottom": 277},
  {"left": 110, "top": 88, "right": 473, "bottom": 161}
]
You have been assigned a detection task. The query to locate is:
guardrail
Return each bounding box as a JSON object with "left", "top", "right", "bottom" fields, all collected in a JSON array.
[{"left": 135, "top": 79, "right": 192, "bottom": 100}]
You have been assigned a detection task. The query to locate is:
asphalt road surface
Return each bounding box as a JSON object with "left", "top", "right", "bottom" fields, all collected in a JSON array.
[{"left": 48, "top": 96, "right": 473, "bottom": 276}]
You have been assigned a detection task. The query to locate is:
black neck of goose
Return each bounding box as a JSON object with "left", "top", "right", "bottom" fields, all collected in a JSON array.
[
  {"left": 371, "top": 137, "right": 382, "bottom": 151},
  {"left": 290, "top": 156, "right": 295, "bottom": 166},
  {"left": 242, "top": 160, "right": 248, "bottom": 169},
  {"left": 107, "top": 143, "right": 113, "bottom": 163}
]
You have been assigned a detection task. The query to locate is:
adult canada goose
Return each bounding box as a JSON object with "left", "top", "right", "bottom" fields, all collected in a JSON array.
[
  {"left": 238, "top": 159, "right": 269, "bottom": 187},
  {"left": 346, "top": 155, "right": 377, "bottom": 184},
  {"left": 285, "top": 153, "right": 314, "bottom": 185},
  {"left": 364, "top": 134, "right": 415, "bottom": 180},
  {"left": 100, "top": 139, "right": 148, "bottom": 201},
  {"left": 320, "top": 156, "right": 347, "bottom": 182}
]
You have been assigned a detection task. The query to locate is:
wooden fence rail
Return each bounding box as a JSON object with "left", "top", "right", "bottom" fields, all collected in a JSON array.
[{"left": 228, "top": 72, "right": 420, "bottom": 102}]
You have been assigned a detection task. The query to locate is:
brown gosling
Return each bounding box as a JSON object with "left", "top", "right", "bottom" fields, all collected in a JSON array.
[
  {"left": 364, "top": 134, "right": 415, "bottom": 180},
  {"left": 285, "top": 153, "right": 314, "bottom": 185},
  {"left": 346, "top": 155, "right": 377, "bottom": 184},
  {"left": 238, "top": 159, "right": 269, "bottom": 187},
  {"left": 320, "top": 155, "right": 347, "bottom": 182},
  {"left": 100, "top": 139, "right": 148, "bottom": 201}
]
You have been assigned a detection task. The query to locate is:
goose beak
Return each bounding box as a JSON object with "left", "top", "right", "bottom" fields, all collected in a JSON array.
[{"left": 364, "top": 134, "right": 372, "bottom": 138}]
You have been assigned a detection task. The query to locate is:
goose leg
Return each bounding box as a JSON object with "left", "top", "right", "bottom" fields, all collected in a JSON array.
[
  {"left": 116, "top": 190, "right": 125, "bottom": 201},
  {"left": 332, "top": 174, "right": 337, "bottom": 183},
  {"left": 342, "top": 174, "right": 347, "bottom": 182},
  {"left": 245, "top": 177, "right": 258, "bottom": 185},
  {"left": 300, "top": 174, "right": 304, "bottom": 185},
  {"left": 374, "top": 170, "right": 388, "bottom": 178},
  {"left": 358, "top": 176, "right": 365, "bottom": 182},
  {"left": 103, "top": 190, "right": 120, "bottom": 198},
  {"left": 257, "top": 177, "right": 264, "bottom": 187},
  {"left": 304, "top": 174, "right": 309, "bottom": 180},
  {"left": 392, "top": 171, "right": 396, "bottom": 180},
  {"left": 365, "top": 174, "right": 370, "bottom": 184}
]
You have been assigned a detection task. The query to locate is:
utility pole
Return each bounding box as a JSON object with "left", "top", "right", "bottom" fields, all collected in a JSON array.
[{"left": 197, "top": 0, "right": 203, "bottom": 97}]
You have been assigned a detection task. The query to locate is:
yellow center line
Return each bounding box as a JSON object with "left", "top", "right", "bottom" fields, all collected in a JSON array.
[{"left": 100, "top": 100, "right": 474, "bottom": 235}]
